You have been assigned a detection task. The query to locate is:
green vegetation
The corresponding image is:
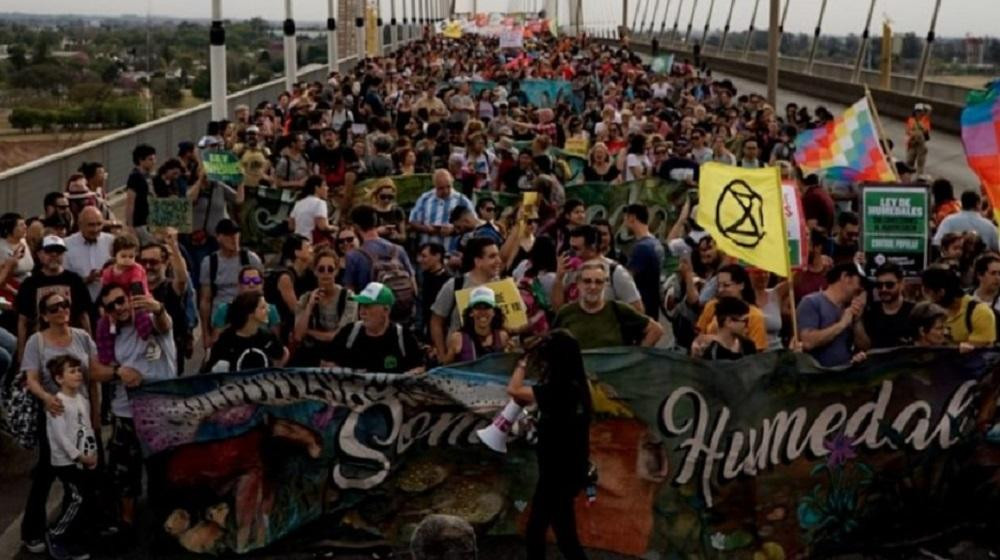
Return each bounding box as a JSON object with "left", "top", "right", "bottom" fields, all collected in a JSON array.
[{"left": 0, "top": 16, "right": 324, "bottom": 131}]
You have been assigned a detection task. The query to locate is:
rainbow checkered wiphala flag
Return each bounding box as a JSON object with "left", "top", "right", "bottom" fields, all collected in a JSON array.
[
  {"left": 961, "top": 81, "right": 1000, "bottom": 210},
  {"left": 794, "top": 98, "right": 896, "bottom": 183}
]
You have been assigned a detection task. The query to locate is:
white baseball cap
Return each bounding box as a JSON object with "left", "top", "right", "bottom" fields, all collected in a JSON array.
[
  {"left": 41, "top": 235, "right": 67, "bottom": 252},
  {"left": 468, "top": 286, "right": 497, "bottom": 308}
]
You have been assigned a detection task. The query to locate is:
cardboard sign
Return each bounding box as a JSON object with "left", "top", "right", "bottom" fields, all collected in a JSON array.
[
  {"left": 861, "top": 184, "right": 929, "bottom": 277},
  {"left": 148, "top": 197, "right": 192, "bottom": 234},
  {"left": 455, "top": 277, "right": 528, "bottom": 331}
]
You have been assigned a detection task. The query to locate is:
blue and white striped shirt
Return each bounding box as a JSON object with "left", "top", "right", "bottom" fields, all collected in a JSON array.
[{"left": 408, "top": 188, "right": 473, "bottom": 246}]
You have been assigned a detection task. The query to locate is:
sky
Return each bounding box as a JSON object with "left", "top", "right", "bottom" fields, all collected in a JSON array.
[{"left": 1, "top": 0, "right": 997, "bottom": 38}]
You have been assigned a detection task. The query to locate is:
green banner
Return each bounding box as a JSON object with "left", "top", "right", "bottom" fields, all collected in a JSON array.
[
  {"left": 132, "top": 348, "right": 1000, "bottom": 556},
  {"left": 203, "top": 150, "right": 244, "bottom": 186},
  {"left": 148, "top": 197, "right": 192, "bottom": 234},
  {"left": 861, "top": 184, "right": 929, "bottom": 277}
]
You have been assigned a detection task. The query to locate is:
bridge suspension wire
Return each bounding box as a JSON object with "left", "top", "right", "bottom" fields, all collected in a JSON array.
[
  {"left": 852, "top": 0, "right": 878, "bottom": 83},
  {"left": 683, "top": 0, "right": 699, "bottom": 43},
  {"left": 742, "top": 0, "right": 760, "bottom": 59},
  {"left": 701, "top": 0, "right": 716, "bottom": 43},
  {"left": 913, "top": 0, "right": 942, "bottom": 95},
  {"left": 805, "top": 0, "right": 829, "bottom": 73},
  {"left": 670, "top": 0, "right": 685, "bottom": 43},
  {"left": 719, "top": 0, "right": 735, "bottom": 52}
]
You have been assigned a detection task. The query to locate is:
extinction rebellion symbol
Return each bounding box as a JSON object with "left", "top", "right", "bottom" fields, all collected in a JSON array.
[{"left": 715, "top": 179, "right": 766, "bottom": 248}]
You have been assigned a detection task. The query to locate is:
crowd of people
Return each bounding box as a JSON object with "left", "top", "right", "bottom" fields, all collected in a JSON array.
[{"left": 0, "top": 27, "right": 992, "bottom": 560}]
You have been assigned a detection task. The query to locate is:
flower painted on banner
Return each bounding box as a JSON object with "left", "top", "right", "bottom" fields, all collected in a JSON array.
[
  {"left": 710, "top": 532, "right": 727, "bottom": 551},
  {"left": 823, "top": 434, "right": 857, "bottom": 469}
]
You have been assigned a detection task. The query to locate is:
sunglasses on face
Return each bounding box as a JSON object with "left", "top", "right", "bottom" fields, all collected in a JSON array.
[
  {"left": 337, "top": 237, "right": 356, "bottom": 244},
  {"left": 240, "top": 276, "right": 263, "bottom": 286},
  {"left": 103, "top": 295, "right": 128, "bottom": 311},
  {"left": 581, "top": 278, "right": 606, "bottom": 286},
  {"left": 139, "top": 258, "right": 162, "bottom": 268},
  {"left": 45, "top": 300, "right": 70, "bottom": 313},
  {"left": 316, "top": 265, "right": 337, "bottom": 274},
  {"left": 481, "top": 206, "right": 496, "bottom": 213},
  {"left": 379, "top": 194, "right": 395, "bottom": 201}
]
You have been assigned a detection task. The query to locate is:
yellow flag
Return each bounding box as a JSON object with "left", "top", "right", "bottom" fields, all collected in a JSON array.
[
  {"left": 695, "top": 162, "right": 790, "bottom": 277},
  {"left": 443, "top": 20, "right": 463, "bottom": 39}
]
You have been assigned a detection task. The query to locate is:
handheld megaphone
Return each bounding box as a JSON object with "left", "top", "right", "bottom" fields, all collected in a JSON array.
[{"left": 476, "top": 399, "right": 523, "bottom": 453}]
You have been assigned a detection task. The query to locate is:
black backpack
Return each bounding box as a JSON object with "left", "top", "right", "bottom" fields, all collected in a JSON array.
[{"left": 360, "top": 243, "right": 416, "bottom": 322}]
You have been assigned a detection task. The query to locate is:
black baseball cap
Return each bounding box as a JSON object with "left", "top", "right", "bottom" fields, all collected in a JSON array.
[{"left": 215, "top": 218, "right": 240, "bottom": 235}]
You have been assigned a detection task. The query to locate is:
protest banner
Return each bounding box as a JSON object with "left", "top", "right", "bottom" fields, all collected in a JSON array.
[
  {"left": 148, "top": 197, "right": 192, "bottom": 234},
  {"left": 519, "top": 79, "right": 577, "bottom": 110},
  {"left": 563, "top": 137, "right": 589, "bottom": 157},
  {"left": 455, "top": 277, "right": 528, "bottom": 330},
  {"left": 237, "top": 185, "right": 297, "bottom": 255},
  {"left": 861, "top": 184, "right": 929, "bottom": 277},
  {"left": 782, "top": 181, "right": 809, "bottom": 268},
  {"left": 203, "top": 150, "right": 243, "bottom": 186},
  {"left": 651, "top": 54, "right": 674, "bottom": 74},
  {"left": 132, "top": 348, "right": 1000, "bottom": 557},
  {"left": 499, "top": 28, "right": 524, "bottom": 49}
]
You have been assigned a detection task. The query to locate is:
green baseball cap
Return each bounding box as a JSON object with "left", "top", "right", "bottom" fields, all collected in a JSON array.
[{"left": 352, "top": 282, "right": 396, "bottom": 307}]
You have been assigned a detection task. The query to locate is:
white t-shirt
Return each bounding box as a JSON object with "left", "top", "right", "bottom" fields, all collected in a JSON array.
[
  {"left": 625, "top": 153, "right": 652, "bottom": 181},
  {"left": 290, "top": 195, "right": 329, "bottom": 238},
  {"left": 47, "top": 392, "right": 97, "bottom": 467}
]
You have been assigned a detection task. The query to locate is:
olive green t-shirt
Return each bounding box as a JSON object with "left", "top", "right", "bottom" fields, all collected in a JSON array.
[{"left": 553, "top": 301, "right": 649, "bottom": 350}]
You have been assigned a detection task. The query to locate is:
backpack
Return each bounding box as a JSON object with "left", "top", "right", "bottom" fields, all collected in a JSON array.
[
  {"left": 345, "top": 321, "right": 407, "bottom": 357},
  {"left": 360, "top": 243, "right": 416, "bottom": 321},
  {"left": 208, "top": 248, "right": 251, "bottom": 300},
  {"left": 1, "top": 335, "right": 43, "bottom": 449},
  {"left": 965, "top": 299, "right": 1000, "bottom": 343}
]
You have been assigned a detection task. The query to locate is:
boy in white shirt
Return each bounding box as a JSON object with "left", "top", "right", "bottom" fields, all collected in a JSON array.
[{"left": 45, "top": 355, "right": 98, "bottom": 560}]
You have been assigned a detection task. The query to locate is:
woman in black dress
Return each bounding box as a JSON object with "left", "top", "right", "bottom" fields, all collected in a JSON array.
[{"left": 507, "top": 329, "right": 591, "bottom": 560}]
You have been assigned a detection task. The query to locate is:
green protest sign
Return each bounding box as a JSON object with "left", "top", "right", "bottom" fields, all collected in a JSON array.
[
  {"left": 148, "top": 197, "right": 192, "bottom": 233},
  {"left": 861, "top": 184, "right": 928, "bottom": 277},
  {"left": 203, "top": 150, "right": 244, "bottom": 186}
]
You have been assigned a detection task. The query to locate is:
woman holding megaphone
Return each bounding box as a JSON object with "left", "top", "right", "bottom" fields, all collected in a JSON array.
[{"left": 507, "top": 329, "right": 591, "bottom": 560}]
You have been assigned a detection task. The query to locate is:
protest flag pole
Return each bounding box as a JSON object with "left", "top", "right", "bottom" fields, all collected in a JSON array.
[{"left": 864, "top": 85, "right": 900, "bottom": 183}]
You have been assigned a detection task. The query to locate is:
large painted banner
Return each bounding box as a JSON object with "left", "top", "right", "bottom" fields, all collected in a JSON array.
[{"left": 132, "top": 348, "right": 1000, "bottom": 557}]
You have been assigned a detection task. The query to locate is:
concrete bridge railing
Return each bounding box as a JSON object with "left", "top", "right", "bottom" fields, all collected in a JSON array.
[{"left": 0, "top": 57, "right": 363, "bottom": 216}]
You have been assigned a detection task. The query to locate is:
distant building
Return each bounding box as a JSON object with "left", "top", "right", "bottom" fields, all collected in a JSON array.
[{"left": 965, "top": 35, "right": 986, "bottom": 66}]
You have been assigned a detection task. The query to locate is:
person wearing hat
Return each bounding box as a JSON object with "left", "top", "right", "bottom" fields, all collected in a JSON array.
[
  {"left": 15, "top": 235, "right": 92, "bottom": 359},
  {"left": 487, "top": 100, "right": 514, "bottom": 138},
  {"left": 905, "top": 103, "right": 931, "bottom": 175},
  {"left": 443, "top": 286, "right": 510, "bottom": 364},
  {"left": 198, "top": 219, "right": 263, "bottom": 350},
  {"left": 236, "top": 124, "right": 273, "bottom": 187},
  {"left": 322, "top": 282, "right": 424, "bottom": 374}
]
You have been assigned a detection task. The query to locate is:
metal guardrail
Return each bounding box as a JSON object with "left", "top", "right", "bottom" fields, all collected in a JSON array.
[{"left": 0, "top": 57, "right": 362, "bottom": 216}]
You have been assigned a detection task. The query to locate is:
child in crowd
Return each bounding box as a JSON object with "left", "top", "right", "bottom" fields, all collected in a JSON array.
[
  {"left": 101, "top": 232, "right": 149, "bottom": 297},
  {"left": 691, "top": 297, "right": 758, "bottom": 360},
  {"left": 45, "top": 355, "right": 99, "bottom": 560}
]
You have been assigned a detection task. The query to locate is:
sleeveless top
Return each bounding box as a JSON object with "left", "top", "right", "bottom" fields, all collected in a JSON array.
[
  {"left": 458, "top": 330, "right": 505, "bottom": 362},
  {"left": 760, "top": 288, "right": 783, "bottom": 350}
]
